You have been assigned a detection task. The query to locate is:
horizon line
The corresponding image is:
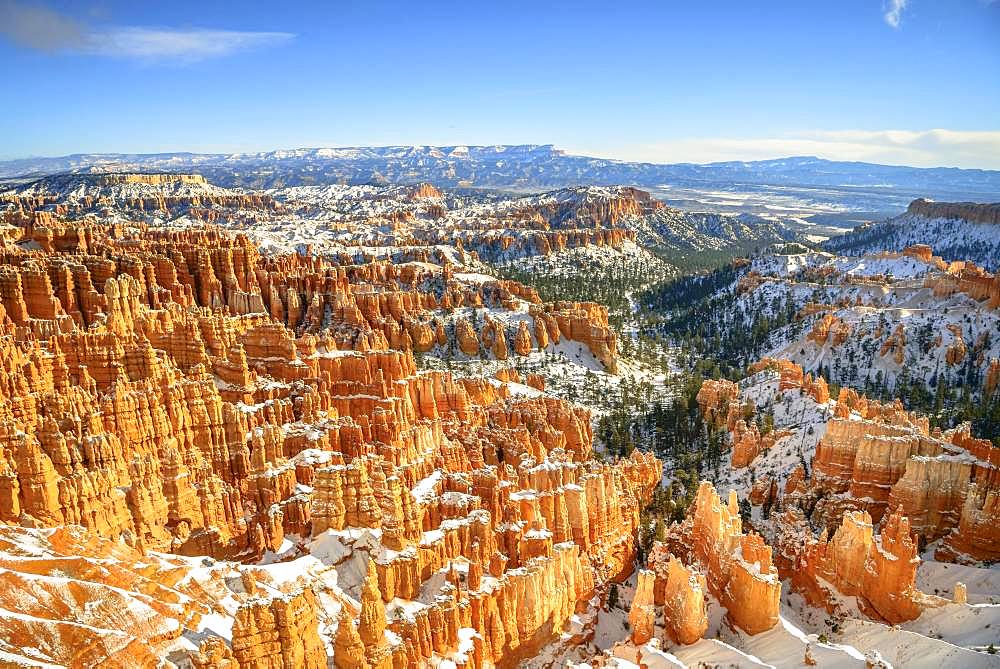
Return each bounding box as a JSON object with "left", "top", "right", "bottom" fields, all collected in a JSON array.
[{"left": 3, "top": 143, "right": 1000, "bottom": 174}]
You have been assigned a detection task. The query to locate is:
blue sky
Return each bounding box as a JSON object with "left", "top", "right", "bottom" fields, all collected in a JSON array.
[{"left": 1, "top": 0, "right": 998, "bottom": 167}]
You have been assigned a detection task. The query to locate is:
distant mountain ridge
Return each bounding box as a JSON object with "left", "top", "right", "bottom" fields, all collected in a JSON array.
[{"left": 3, "top": 145, "right": 999, "bottom": 202}]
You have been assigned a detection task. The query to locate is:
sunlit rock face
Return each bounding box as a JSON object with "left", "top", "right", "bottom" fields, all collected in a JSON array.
[
  {"left": 628, "top": 569, "right": 656, "bottom": 644},
  {"left": 660, "top": 482, "right": 781, "bottom": 636},
  {"left": 694, "top": 378, "right": 740, "bottom": 429},
  {"left": 645, "top": 545, "right": 709, "bottom": 645},
  {"left": 231, "top": 588, "right": 327, "bottom": 668},
  {"left": 0, "top": 211, "right": 659, "bottom": 666},
  {"left": 790, "top": 509, "right": 927, "bottom": 624},
  {"left": 529, "top": 301, "right": 619, "bottom": 373},
  {"left": 918, "top": 247, "right": 1000, "bottom": 310},
  {"left": 937, "top": 484, "right": 1000, "bottom": 564}
]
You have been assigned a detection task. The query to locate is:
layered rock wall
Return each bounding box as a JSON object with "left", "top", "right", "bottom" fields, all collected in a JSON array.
[{"left": 907, "top": 199, "right": 1000, "bottom": 226}]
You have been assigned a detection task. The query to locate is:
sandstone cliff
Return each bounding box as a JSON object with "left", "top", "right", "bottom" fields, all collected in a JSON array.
[{"left": 907, "top": 198, "right": 1000, "bottom": 226}]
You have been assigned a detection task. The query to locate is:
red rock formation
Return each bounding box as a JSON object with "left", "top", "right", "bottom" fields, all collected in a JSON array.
[
  {"left": 526, "top": 374, "right": 546, "bottom": 391},
  {"left": 713, "top": 355, "right": 1000, "bottom": 634},
  {"left": 231, "top": 589, "right": 327, "bottom": 668},
  {"left": 673, "top": 482, "right": 780, "bottom": 635},
  {"left": 880, "top": 325, "right": 906, "bottom": 365},
  {"left": 0, "top": 208, "right": 665, "bottom": 666},
  {"left": 923, "top": 261, "right": 1000, "bottom": 310},
  {"left": 748, "top": 357, "right": 804, "bottom": 390},
  {"left": 627, "top": 569, "right": 656, "bottom": 644},
  {"left": 807, "top": 313, "right": 851, "bottom": 346},
  {"left": 695, "top": 379, "right": 739, "bottom": 429},
  {"left": 937, "top": 484, "right": 1000, "bottom": 564},
  {"left": 790, "top": 509, "right": 927, "bottom": 624},
  {"left": 945, "top": 324, "right": 967, "bottom": 365},
  {"left": 334, "top": 606, "right": 370, "bottom": 669},
  {"left": 985, "top": 358, "right": 1000, "bottom": 395},
  {"left": 729, "top": 419, "right": 793, "bottom": 469},
  {"left": 0, "top": 524, "right": 226, "bottom": 666},
  {"left": 646, "top": 544, "right": 709, "bottom": 645},
  {"left": 529, "top": 302, "right": 618, "bottom": 372},
  {"left": 513, "top": 320, "right": 533, "bottom": 356},
  {"left": 808, "top": 410, "right": 998, "bottom": 537},
  {"left": 455, "top": 317, "right": 479, "bottom": 355}
]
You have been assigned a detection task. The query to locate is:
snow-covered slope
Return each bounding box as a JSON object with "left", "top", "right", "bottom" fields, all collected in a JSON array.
[
  {"left": 647, "top": 249, "right": 1000, "bottom": 430},
  {"left": 826, "top": 211, "right": 1000, "bottom": 271},
  {"left": 629, "top": 208, "right": 800, "bottom": 258},
  {"left": 2, "top": 172, "right": 240, "bottom": 202}
]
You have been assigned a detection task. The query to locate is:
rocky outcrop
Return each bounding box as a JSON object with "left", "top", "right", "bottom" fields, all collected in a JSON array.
[
  {"left": 526, "top": 373, "right": 545, "bottom": 391},
  {"left": 695, "top": 379, "right": 739, "bottom": 429},
  {"left": 529, "top": 302, "right": 618, "bottom": 372},
  {"left": 706, "top": 356, "right": 1000, "bottom": 637},
  {"left": 101, "top": 173, "right": 209, "bottom": 185},
  {"left": 710, "top": 358, "right": 1000, "bottom": 563},
  {"left": 730, "top": 419, "right": 792, "bottom": 468},
  {"left": 334, "top": 605, "right": 371, "bottom": 669},
  {"left": 907, "top": 199, "right": 1000, "bottom": 226},
  {"left": 809, "top": 412, "right": 1000, "bottom": 538},
  {"left": 807, "top": 313, "right": 851, "bottom": 346},
  {"left": 0, "top": 197, "right": 667, "bottom": 667},
  {"left": 480, "top": 316, "right": 509, "bottom": 360},
  {"left": 466, "top": 228, "right": 637, "bottom": 260},
  {"left": 902, "top": 243, "right": 935, "bottom": 263},
  {"left": 628, "top": 569, "right": 656, "bottom": 645},
  {"left": 358, "top": 560, "right": 393, "bottom": 669},
  {"left": 0, "top": 524, "right": 226, "bottom": 666},
  {"left": 986, "top": 358, "right": 1000, "bottom": 395},
  {"left": 923, "top": 261, "right": 1000, "bottom": 310},
  {"left": 790, "top": 509, "right": 929, "bottom": 624},
  {"left": 937, "top": 484, "right": 1000, "bottom": 564},
  {"left": 231, "top": 589, "right": 327, "bottom": 668},
  {"left": 945, "top": 324, "right": 967, "bottom": 365},
  {"left": 513, "top": 320, "right": 533, "bottom": 356},
  {"left": 880, "top": 325, "right": 906, "bottom": 365},
  {"left": 454, "top": 317, "right": 480, "bottom": 356},
  {"left": 645, "top": 544, "right": 708, "bottom": 645},
  {"left": 724, "top": 355, "right": 1000, "bottom": 628},
  {"left": 670, "top": 482, "right": 780, "bottom": 635}
]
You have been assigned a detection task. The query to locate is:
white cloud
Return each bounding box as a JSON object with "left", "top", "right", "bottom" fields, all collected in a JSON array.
[
  {"left": 884, "top": 0, "right": 909, "bottom": 28},
  {"left": 0, "top": 1, "right": 293, "bottom": 61},
  {"left": 87, "top": 27, "right": 294, "bottom": 61},
  {"left": 574, "top": 129, "right": 1000, "bottom": 170}
]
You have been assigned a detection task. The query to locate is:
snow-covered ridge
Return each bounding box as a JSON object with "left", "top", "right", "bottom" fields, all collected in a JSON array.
[
  {"left": 827, "top": 209, "right": 1000, "bottom": 272},
  {"left": 1, "top": 171, "right": 244, "bottom": 201}
]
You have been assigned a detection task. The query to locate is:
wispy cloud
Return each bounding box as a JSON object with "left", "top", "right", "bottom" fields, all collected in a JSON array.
[
  {"left": 0, "top": 0, "right": 294, "bottom": 61},
  {"left": 88, "top": 27, "right": 294, "bottom": 60},
  {"left": 883, "top": 0, "right": 909, "bottom": 28},
  {"left": 575, "top": 129, "right": 1000, "bottom": 170}
]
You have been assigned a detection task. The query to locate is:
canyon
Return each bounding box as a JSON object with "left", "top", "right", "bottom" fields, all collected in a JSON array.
[
  {"left": 0, "top": 185, "right": 662, "bottom": 666},
  {"left": 0, "top": 170, "right": 998, "bottom": 668}
]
